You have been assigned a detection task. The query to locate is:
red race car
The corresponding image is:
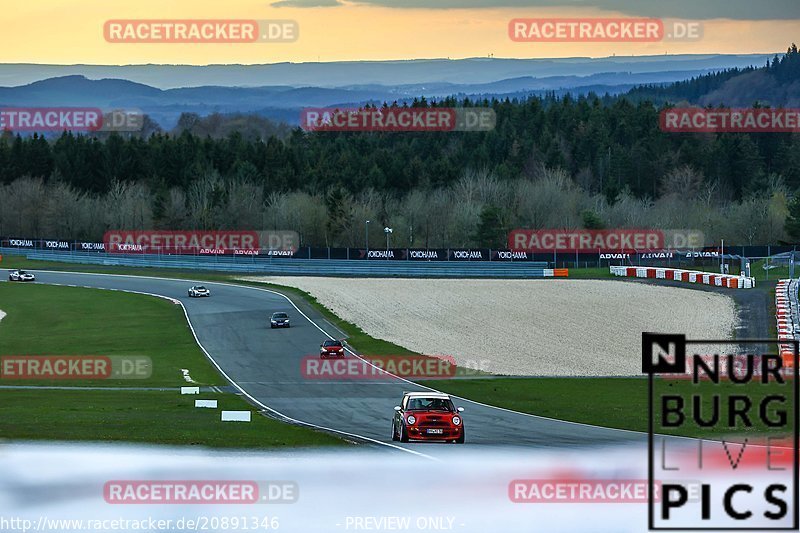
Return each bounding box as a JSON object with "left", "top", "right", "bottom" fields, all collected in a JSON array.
[
  {"left": 392, "top": 392, "right": 465, "bottom": 443},
  {"left": 320, "top": 339, "right": 345, "bottom": 359}
]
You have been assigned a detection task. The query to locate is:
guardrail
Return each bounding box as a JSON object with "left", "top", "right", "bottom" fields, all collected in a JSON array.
[
  {"left": 776, "top": 279, "right": 797, "bottom": 369},
  {"left": 1, "top": 248, "right": 569, "bottom": 279},
  {"left": 609, "top": 265, "right": 755, "bottom": 288}
]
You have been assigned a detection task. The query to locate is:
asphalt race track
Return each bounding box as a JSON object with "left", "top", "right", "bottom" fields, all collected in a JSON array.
[{"left": 11, "top": 270, "right": 644, "bottom": 457}]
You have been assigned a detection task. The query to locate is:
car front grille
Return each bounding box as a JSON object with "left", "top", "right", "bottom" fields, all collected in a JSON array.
[{"left": 418, "top": 418, "right": 451, "bottom": 427}]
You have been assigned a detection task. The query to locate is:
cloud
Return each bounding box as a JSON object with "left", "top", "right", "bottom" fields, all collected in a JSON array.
[
  {"left": 271, "top": 0, "right": 343, "bottom": 7},
  {"left": 273, "top": 0, "right": 800, "bottom": 20}
]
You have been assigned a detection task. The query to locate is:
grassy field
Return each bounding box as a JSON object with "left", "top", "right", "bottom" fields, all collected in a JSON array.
[
  {"left": 428, "top": 377, "right": 794, "bottom": 438},
  {"left": 0, "top": 282, "right": 345, "bottom": 448}
]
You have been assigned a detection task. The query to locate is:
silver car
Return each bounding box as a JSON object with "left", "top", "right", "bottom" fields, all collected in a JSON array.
[
  {"left": 188, "top": 285, "right": 211, "bottom": 297},
  {"left": 8, "top": 270, "right": 35, "bottom": 282}
]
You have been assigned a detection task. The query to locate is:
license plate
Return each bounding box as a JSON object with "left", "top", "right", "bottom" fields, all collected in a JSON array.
[{"left": 427, "top": 428, "right": 444, "bottom": 434}]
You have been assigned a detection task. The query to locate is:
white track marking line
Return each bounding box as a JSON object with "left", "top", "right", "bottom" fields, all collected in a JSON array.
[{"left": 181, "top": 369, "right": 198, "bottom": 383}]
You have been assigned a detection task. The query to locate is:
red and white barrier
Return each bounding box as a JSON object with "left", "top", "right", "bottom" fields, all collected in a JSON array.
[
  {"left": 776, "top": 279, "right": 797, "bottom": 370},
  {"left": 609, "top": 265, "right": 755, "bottom": 289}
]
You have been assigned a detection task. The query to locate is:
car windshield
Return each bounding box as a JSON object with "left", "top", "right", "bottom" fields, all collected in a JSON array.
[
  {"left": 406, "top": 398, "right": 455, "bottom": 411},
  {"left": 195, "top": 286, "right": 206, "bottom": 290},
  {"left": 273, "top": 313, "right": 288, "bottom": 319},
  {"left": 323, "top": 340, "right": 341, "bottom": 347}
]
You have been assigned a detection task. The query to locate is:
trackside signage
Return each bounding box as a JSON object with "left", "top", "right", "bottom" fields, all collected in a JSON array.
[
  {"left": 642, "top": 333, "right": 798, "bottom": 530},
  {"left": 509, "top": 229, "right": 704, "bottom": 252},
  {"left": 103, "top": 480, "right": 298, "bottom": 504},
  {"left": 301, "top": 355, "right": 457, "bottom": 380},
  {"left": 0, "top": 355, "right": 152, "bottom": 379},
  {"left": 6, "top": 238, "right": 35, "bottom": 248}
]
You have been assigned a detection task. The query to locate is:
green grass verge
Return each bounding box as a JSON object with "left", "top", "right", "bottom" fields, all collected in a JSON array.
[
  {"left": 0, "top": 282, "right": 345, "bottom": 448},
  {"left": 0, "top": 282, "right": 223, "bottom": 387},
  {"left": 0, "top": 389, "right": 341, "bottom": 447},
  {"left": 428, "top": 377, "right": 793, "bottom": 439}
]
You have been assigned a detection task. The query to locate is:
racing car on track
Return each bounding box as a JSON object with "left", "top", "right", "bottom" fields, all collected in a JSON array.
[
  {"left": 270, "top": 312, "right": 291, "bottom": 328},
  {"left": 8, "top": 270, "right": 35, "bottom": 282},
  {"left": 187, "top": 285, "right": 211, "bottom": 297},
  {"left": 392, "top": 392, "right": 465, "bottom": 443},
  {"left": 320, "top": 339, "right": 345, "bottom": 358}
]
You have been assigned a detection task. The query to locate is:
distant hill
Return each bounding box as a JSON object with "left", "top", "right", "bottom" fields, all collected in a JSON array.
[
  {"left": 625, "top": 44, "right": 800, "bottom": 106},
  {"left": 0, "top": 53, "right": 772, "bottom": 88},
  {"left": 0, "top": 53, "right": 777, "bottom": 129}
]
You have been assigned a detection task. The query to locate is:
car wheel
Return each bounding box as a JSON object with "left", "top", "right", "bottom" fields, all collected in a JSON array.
[
  {"left": 391, "top": 420, "right": 399, "bottom": 441},
  {"left": 455, "top": 430, "right": 465, "bottom": 444},
  {"left": 270, "top": 324, "right": 275, "bottom": 329},
  {"left": 400, "top": 423, "right": 409, "bottom": 443}
]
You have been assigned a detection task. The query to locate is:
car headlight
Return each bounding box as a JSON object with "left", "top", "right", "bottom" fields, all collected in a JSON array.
[
  {"left": 452, "top": 416, "right": 461, "bottom": 426},
  {"left": 406, "top": 415, "right": 416, "bottom": 425}
]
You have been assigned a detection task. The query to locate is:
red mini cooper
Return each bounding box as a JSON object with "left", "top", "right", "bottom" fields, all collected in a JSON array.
[{"left": 392, "top": 392, "right": 465, "bottom": 443}]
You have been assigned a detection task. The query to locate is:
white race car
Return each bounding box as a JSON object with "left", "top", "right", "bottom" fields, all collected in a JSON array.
[
  {"left": 188, "top": 285, "right": 211, "bottom": 297},
  {"left": 8, "top": 270, "right": 35, "bottom": 282}
]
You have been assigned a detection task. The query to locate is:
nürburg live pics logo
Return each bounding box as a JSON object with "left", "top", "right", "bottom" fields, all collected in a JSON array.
[{"left": 642, "top": 333, "right": 799, "bottom": 530}]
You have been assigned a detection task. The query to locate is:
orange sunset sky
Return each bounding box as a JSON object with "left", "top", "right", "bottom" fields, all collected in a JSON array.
[{"left": 2, "top": 0, "right": 798, "bottom": 65}]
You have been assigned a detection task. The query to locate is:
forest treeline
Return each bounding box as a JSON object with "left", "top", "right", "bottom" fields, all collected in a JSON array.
[{"left": 1, "top": 46, "right": 799, "bottom": 247}]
